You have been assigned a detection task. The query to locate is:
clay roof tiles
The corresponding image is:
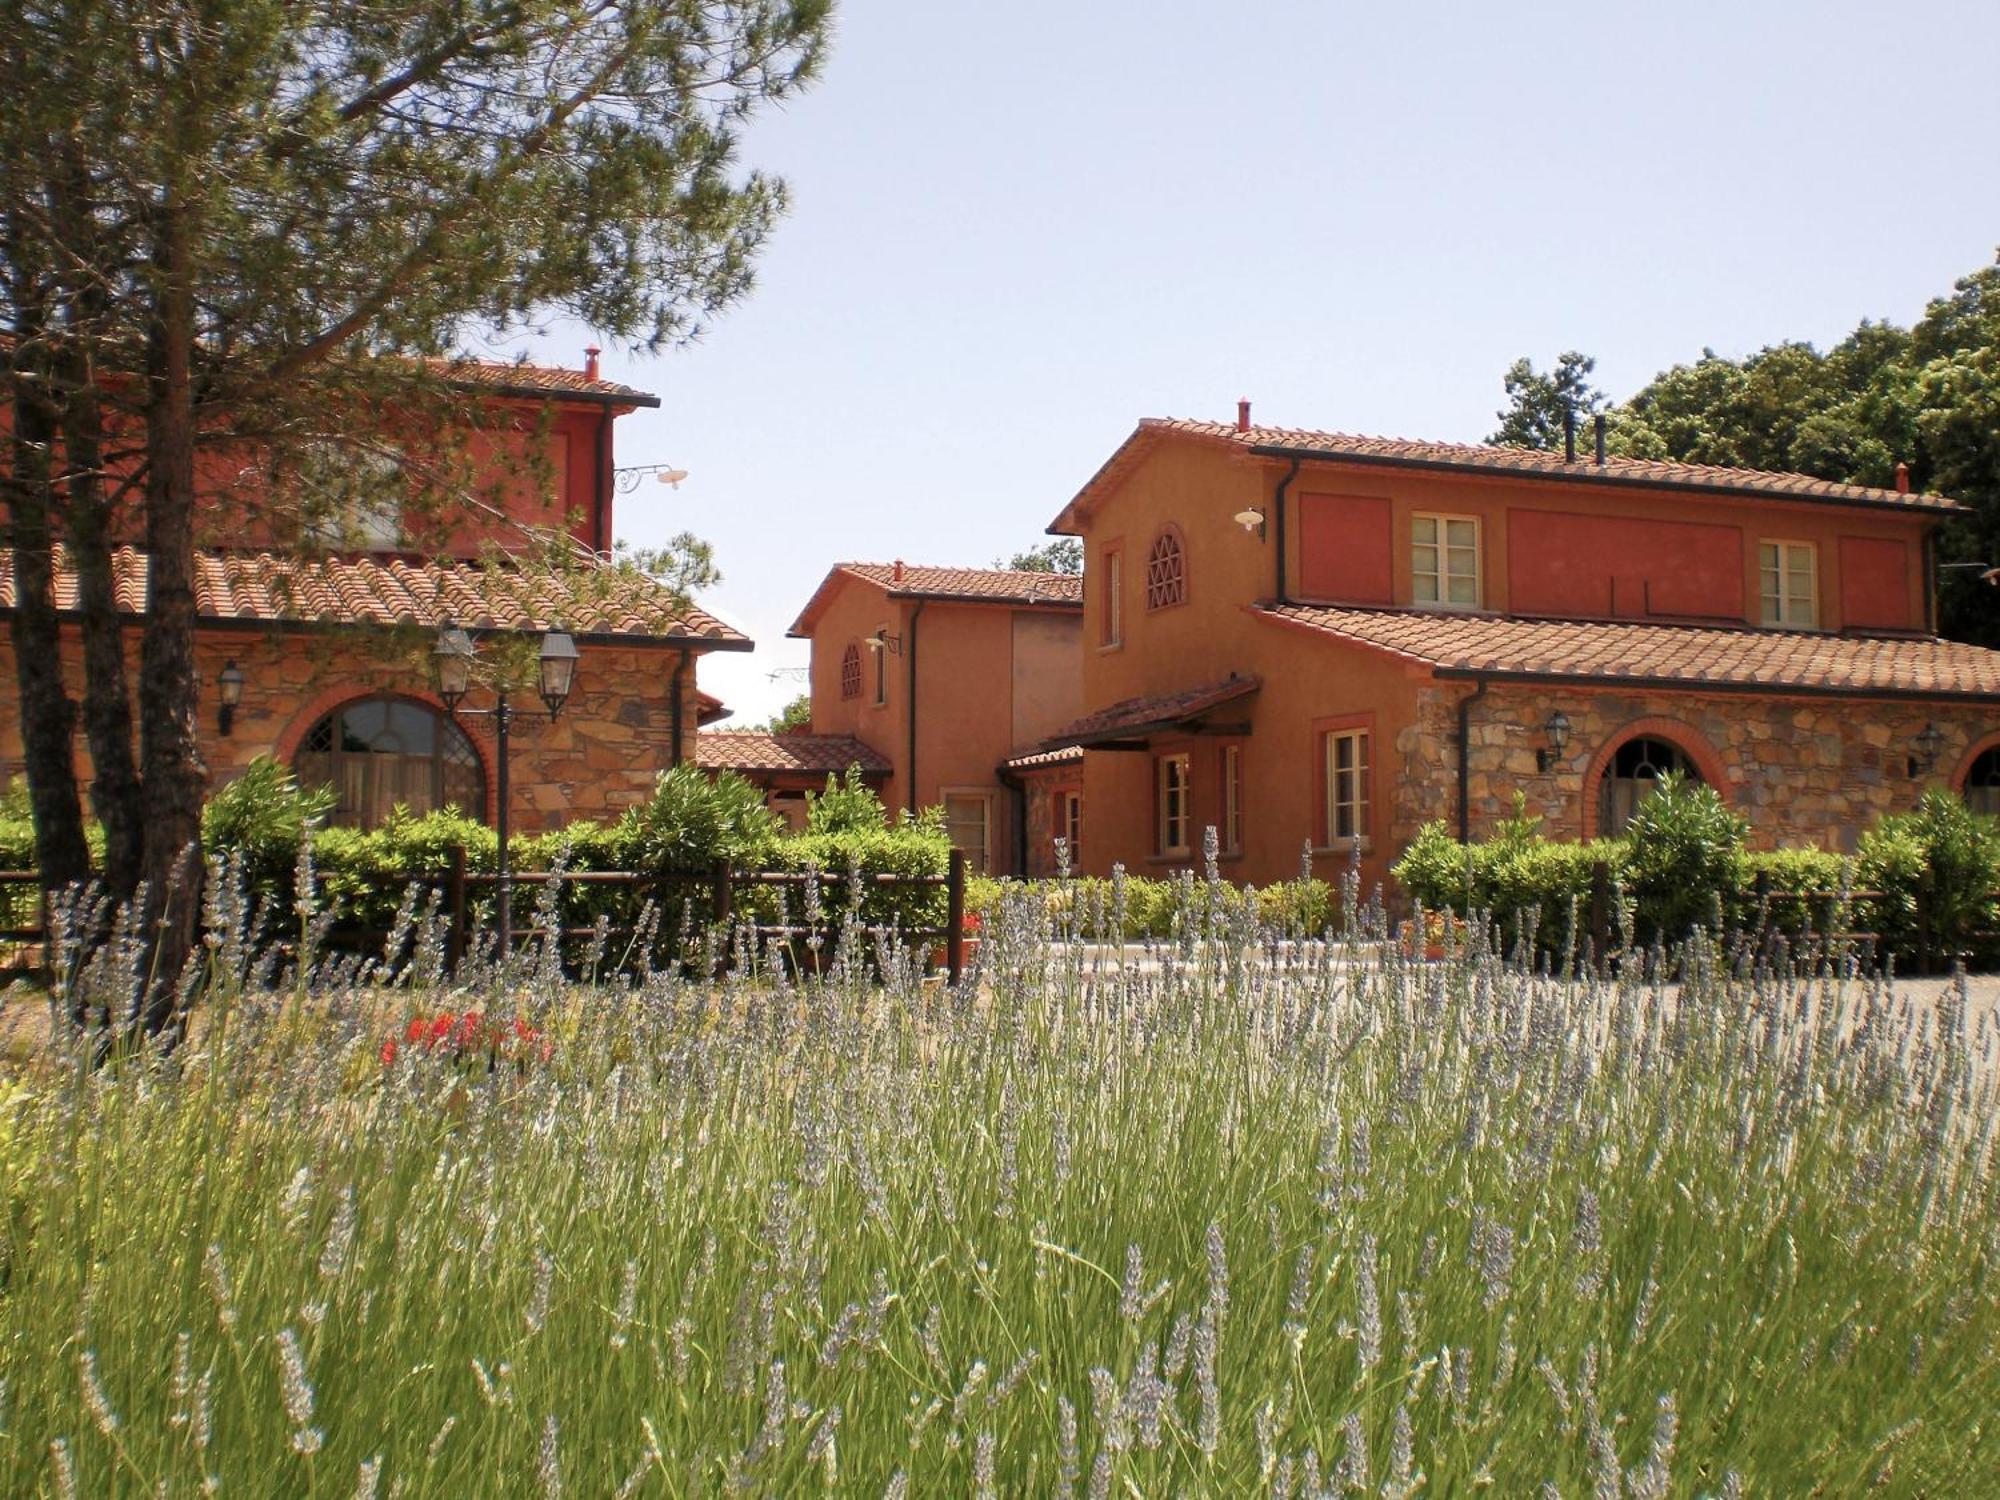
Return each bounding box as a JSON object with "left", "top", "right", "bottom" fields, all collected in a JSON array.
[
  {"left": 1051, "top": 417, "right": 1958, "bottom": 532},
  {"left": 428, "top": 357, "right": 660, "bottom": 406},
  {"left": 787, "top": 562, "right": 1082, "bottom": 637},
  {"left": 0, "top": 544, "right": 748, "bottom": 647},
  {"left": 1257, "top": 603, "right": 2000, "bottom": 700},
  {"left": 695, "top": 731, "right": 891, "bottom": 776},
  {"left": 1045, "top": 675, "right": 1260, "bottom": 748},
  {"left": 1001, "top": 745, "right": 1086, "bottom": 772}
]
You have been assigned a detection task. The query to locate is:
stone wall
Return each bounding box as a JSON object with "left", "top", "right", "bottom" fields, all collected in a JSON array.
[
  {"left": 0, "top": 624, "right": 711, "bottom": 833},
  {"left": 1394, "top": 682, "right": 2000, "bottom": 852}
]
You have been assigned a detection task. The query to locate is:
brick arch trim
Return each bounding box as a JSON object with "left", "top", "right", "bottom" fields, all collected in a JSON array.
[
  {"left": 272, "top": 687, "right": 498, "bottom": 825},
  {"left": 1578, "top": 714, "right": 1733, "bottom": 841},
  {"left": 1950, "top": 729, "right": 2000, "bottom": 795}
]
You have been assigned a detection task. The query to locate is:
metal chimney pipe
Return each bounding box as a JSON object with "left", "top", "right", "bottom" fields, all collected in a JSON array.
[
  {"left": 1594, "top": 413, "right": 1608, "bottom": 465},
  {"left": 1563, "top": 405, "right": 1577, "bottom": 463}
]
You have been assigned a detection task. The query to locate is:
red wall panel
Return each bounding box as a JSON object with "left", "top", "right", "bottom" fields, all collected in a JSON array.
[
  {"left": 1298, "top": 493, "right": 1393, "bottom": 603},
  {"left": 1509, "top": 510, "right": 1742, "bottom": 621},
  {"left": 1838, "top": 537, "right": 1912, "bottom": 630}
]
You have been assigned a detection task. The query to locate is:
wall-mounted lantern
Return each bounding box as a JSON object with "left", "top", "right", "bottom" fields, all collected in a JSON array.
[
  {"left": 216, "top": 660, "right": 246, "bottom": 736},
  {"left": 865, "top": 630, "right": 904, "bottom": 657},
  {"left": 1909, "top": 721, "right": 1945, "bottom": 778},
  {"left": 538, "top": 627, "right": 579, "bottom": 717},
  {"left": 1232, "top": 506, "right": 1267, "bottom": 539},
  {"left": 1536, "top": 709, "right": 1572, "bottom": 772}
]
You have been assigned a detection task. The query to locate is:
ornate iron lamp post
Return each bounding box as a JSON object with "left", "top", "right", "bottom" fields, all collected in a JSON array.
[{"left": 432, "top": 621, "right": 580, "bottom": 957}]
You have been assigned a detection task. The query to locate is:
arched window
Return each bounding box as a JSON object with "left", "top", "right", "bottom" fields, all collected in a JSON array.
[
  {"left": 293, "top": 697, "right": 484, "bottom": 829},
  {"left": 840, "top": 643, "right": 861, "bottom": 700},
  {"left": 1145, "top": 527, "right": 1186, "bottom": 610},
  {"left": 1964, "top": 746, "right": 2000, "bottom": 817},
  {"left": 1597, "top": 735, "right": 1700, "bottom": 836}
]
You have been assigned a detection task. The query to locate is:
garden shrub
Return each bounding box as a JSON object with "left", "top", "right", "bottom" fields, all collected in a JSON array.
[
  {"left": 1855, "top": 790, "right": 2000, "bottom": 965},
  {"left": 1394, "top": 807, "right": 1623, "bottom": 956},
  {"left": 1740, "top": 846, "right": 1851, "bottom": 938},
  {"left": 615, "top": 765, "right": 783, "bottom": 875},
  {"left": 1620, "top": 773, "right": 1750, "bottom": 944},
  {"left": 803, "top": 768, "right": 890, "bottom": 836},
  {"left": 201, "top": 757, "right": 336, "bottom": 907},
  {"left": 781, "top": 805, "right": 953, "bottom": 946}
]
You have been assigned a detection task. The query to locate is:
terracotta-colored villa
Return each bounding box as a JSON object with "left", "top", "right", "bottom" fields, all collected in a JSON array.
[
  {"left": 993, "top": 406, "right": 2000, "bottom": 893},
  {"left": 753, "top": 562, "right": 1084, "bottom": 872},
  {"left": 0, "top": 356, "right": 748, "bottom": 831}
]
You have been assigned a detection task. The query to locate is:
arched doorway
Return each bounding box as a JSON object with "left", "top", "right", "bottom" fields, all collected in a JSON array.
[
  {"left": 292, "top": 696, "right": 485, "bottom": 828},
  {"left": 1597, "top": 735, "right": 1701, "bottom": 836},
  {"left": 1962, "top": 744, "right": 2000, "bottom": 817}
]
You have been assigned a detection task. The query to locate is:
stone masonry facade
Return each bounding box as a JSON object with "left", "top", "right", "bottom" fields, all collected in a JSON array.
[
  {"left": 1392, "top": 684, "right": 2000, "bottom": 852},
  {"left": 0, "top": 624, "right": 702, "bottom": 832}
]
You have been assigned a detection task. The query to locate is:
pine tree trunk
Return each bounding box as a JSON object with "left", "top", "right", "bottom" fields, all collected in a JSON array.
[
  {"left": 52, "top": 156, "right": 145, "bottom": 902},
  {"left": 135, "top": 209, "right": 206, "bottom": 1037},
  {"left": 3, "top": 298, "right": 92, "bottom": 892}
]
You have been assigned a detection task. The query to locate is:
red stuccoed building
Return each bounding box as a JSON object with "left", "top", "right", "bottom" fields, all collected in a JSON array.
[{"left": 0, "top": 356, "right": 748, "bottom": 832}]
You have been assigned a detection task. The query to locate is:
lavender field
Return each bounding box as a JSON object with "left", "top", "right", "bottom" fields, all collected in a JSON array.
[{"left": 0, "top": 872, "right": 1994, "bottom": 1496}]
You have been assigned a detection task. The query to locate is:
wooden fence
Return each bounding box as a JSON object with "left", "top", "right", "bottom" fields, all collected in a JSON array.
[{"left": 0, "top": 850, "right": 970, "bottom": 984}]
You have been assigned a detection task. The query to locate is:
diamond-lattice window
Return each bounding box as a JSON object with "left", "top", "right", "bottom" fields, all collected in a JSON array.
[
  {"left": 1145, "top": 529, "right": 1186, "bottom": 610},
  {"left": 840, "top": 643, "right": 861, "bottom": 700}
]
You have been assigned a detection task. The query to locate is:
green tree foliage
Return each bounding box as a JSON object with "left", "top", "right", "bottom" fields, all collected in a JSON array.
[
  {"left": 760, "top": 693, "right": 811, "bottom": 734},
  {"left": 1004, "top": 538, "right": 1083, "bottom": 574},
  {"left": 1487, "top": 351, "right": 1608, "bottom": 449}
]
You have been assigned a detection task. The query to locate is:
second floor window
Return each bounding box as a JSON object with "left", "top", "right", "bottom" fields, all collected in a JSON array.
[
  {"left": 873, "top": 629, "right": 889, "bottom": 705},
  {"left": 1323, "top": 728, "right": 1370, "bottom": 844},
  {"left": 1100, "top": 549, "right": 1123, "bottom": 647},
  {"left": 1759, "top": 541, "right": 1818, "bottom": 628},
  {"left": 840, "top": 643, "right": 861, "bottom": 699},
  {"left": 1157, "top": 752, "right": 1191, "bottom": 856},
  {"left": 1145, "top": 528, "right": 1187, "bottom": 610},
  {"left": 1412, "top": 514, "right": 1480, "bottom": 609}
]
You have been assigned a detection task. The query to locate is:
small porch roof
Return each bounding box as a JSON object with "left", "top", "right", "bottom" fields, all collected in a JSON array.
[{"left": 1043, "top": 674, "right": 1260, "bottom": 750}]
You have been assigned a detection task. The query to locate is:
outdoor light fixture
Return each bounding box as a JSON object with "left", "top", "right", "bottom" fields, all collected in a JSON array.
[
  {"left": 216, "top": 660, "right": 246, "bottom": 736},
  {"left": 866, "top": 630, "right": 904, "bottom": 656},
  {"left": 538, "top": 627, "right": 579, "bottom": 716},
  {"left": 427, "top": 618, "right": 583, "bottom": 958},
  {"left": 1536, "top": 709, "right": 1572, "bottom": 772},
  {"left": 431, "top": 622, "right": 476, "bottom": 712},
  {"left": 1911, "top": 721, "right": 1946, "bottom": 778},
  {"left": 613, "top": 462, "right": 690, "bottom": 493},
  {"left": 1233, "top": 506, "right": 1267, "bottom": 537}
]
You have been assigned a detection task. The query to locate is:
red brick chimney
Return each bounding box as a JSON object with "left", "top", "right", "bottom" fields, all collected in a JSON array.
[
  {"left": 584, "top": 346, "right": 601, "bottom": 382},
  {"left": 1236, "top": 398, "right": 1252, "bottom": 433},
  {"left": 893, "top": 558, "right": 905, "bottom": 583},
  {"left": 1895, "top": 461, "right": 1910, "bottom": 494}
]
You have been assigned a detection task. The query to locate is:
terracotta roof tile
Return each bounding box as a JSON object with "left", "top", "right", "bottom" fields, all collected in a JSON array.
[
  {"left": 1046, "top": 675, "right": 1260, "bottom": 748},
  {"left": 0, "top": 545, "right": 747, "bottom": 647},
  {"left": 695, "top": 731, "right": 891, "bottom": 776},
  {"left": 1052, "top": 417, "right": 1957, "bottom": 531},
  {"left": 788, "top": 563, "right": 1082, "bottom": 636},
  {"left": 1258, "top": 603, "right": 2000, "bottom": 700},
  {"left": 1002, "top": 745, "right": 1085, "bottom": 772},
  {"left": 428, "top": 357, "right": 659, "bottom": 406}
]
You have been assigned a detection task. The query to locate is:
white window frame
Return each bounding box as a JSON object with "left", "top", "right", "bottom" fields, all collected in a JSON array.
[
  {"left": 1221, "top": 745, "right": 1242, "bottom": 854},
  {"left": 1411, "top": 512, "right": 1482, "bottom": 611},
  {"left": 1157, "top": 752, "right": 1191, "bottom": 856},
  {"left": 1323, "top": 728, "right": 1370, "bottom": 847},
  {"left": 1100, "top": 548, "right": 1123, "bottom": 649},
  {"left": 943, "top": 791, "right": 993, "bottom": 874},
  {"left": 1060, "top": 790, "right": 1083, "bottom": 864},
  {"left": 1758, "top": 539, "right": 1819, "bottom": 629}
]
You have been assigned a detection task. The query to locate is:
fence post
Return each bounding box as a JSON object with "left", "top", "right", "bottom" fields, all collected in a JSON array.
[
  {"left": 946, "top": 849, "right": 966, "bottom": 985},
  {"left": 445, "top": 844, "right": 467, "bottom": 973},
  {"left": 1588, "top": 858, "right": 1611, "bottom": 961}
]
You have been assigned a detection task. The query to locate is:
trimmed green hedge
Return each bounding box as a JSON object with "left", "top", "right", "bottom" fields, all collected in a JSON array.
[{"left": 965, "top": 871, "right": 1335, "bottom": 942}]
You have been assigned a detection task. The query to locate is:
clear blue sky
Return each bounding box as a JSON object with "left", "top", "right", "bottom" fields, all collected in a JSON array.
[{"left": 527, "top": 0, "right": 2000, "bottom": 724}]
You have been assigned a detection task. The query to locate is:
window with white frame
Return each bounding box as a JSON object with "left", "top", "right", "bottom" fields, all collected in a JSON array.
[
  {"left": 1323, "top": 728, "right": 1370, "bottom": 844},
  {"left": 1157, "top": 752, "right": 1191, "bottom": 855},
  {"left": 1411, "top": 514, "right": 1481, "bottom": 609},
  {"left": 1222, "top": 745, "right": 1242, "bottom": 854},
  {"left": 872, "top": 627, "right": 889, "bottom": 705},
  {"left": 944, "top": 793, "right": 992, "bottom": 873},
  {"left": 1059, "top": 790, "right": 1083, "bottom": 865},
  {"left": 1100, "top": 549, "right": 1123, "bottom": 647},
  {"left": 1759, "top": 541, "right": 1818, "bottom": 628}
]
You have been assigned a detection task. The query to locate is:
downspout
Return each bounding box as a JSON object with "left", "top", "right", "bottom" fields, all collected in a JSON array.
[
  {"left": 1272, "top": 457, "right": 1302, "bottom": 602},
  {"left": 669, "top": 648, "right": 689, "bottom": 767},
  {"left": 904, "top": 602, "right": 926, "bottom": 814},
  {"left": 1456, "top": 676, "right": 1490, "bottom": 841},
  {"left": 594, "top": 409, "right": 614, "bottom": 555}
]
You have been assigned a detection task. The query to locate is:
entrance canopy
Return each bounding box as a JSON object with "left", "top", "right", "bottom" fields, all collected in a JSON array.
[{"left": 1043, "top": 673, "right": 1259, "bottom": 751}]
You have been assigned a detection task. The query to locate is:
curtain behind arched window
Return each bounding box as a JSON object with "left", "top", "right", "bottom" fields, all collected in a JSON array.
[{"left": 294, "top": 697, "right": 484, "bottom": 828}]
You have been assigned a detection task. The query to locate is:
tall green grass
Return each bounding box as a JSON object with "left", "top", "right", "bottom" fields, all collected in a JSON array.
[{"left": 0, "top": 870, "right": 1993, "bottom": 1495}]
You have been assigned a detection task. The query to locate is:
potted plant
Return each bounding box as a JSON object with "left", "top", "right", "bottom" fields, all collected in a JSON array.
[
  {"left": 930, "top": 910, "right": 983, "bottom": 972},
  {"left": 1398, "top": 908, "right": 1467, "bottom": 961}
]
